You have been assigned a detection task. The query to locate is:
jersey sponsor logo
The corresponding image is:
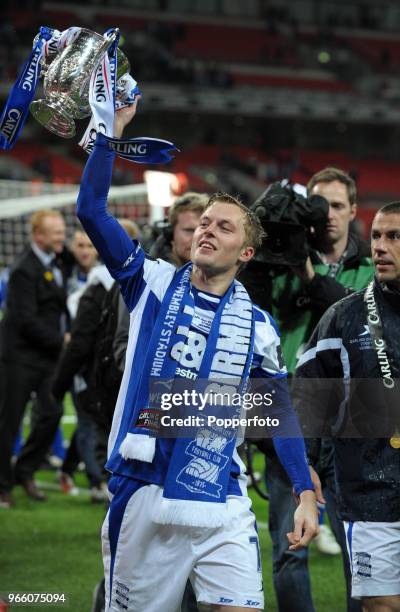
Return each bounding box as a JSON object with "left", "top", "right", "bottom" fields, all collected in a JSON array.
[
  {"left": 349, "top": 327, "right": 372, "bottom": 351},
  {"left": 122, "top": 250, "right": 136, "bottom": 268},
  {"left": 136, "top": 409, "right": 160, "bottom": 431},
  {"left": 171, "top": 328, "right": 206, "bottom": 370},
  {"left": 175, "top": 366, "right": 197, "bottom": 380},
  {"left": 355, "top": 552, "right": 372, "bottom": 578},
  {"left": 219, "top": 597, "right": 234, "bottom": 603},
  {"left": 245, "top": 600, "right": 261, "bottom": 606}
]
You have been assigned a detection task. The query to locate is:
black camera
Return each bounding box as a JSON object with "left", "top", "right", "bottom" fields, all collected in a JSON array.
[{"left": 250, "top": 180, "right": 329, "bottom": 266}]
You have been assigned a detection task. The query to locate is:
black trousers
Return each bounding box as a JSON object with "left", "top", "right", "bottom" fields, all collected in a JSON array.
[
  {"left": 0, "top": 360, "right": 63, "bottom": 492},
  {"left": 265, "top": 447, "right": 362, "bottom": 612}
]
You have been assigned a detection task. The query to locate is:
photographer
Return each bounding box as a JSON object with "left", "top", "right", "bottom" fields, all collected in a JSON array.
[{"left": 240, "top": 167, "right": 374, "bottom": 612}]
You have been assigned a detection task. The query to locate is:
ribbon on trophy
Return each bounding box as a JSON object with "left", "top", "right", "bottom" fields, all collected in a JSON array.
[
  {"left": 42, "top": 26, "right": 81, "bottom": 58},
  {"left": 105, "top": 136, "right": 179, "bottom": 164},
  {"left": 0, "top": 26, "right": 54, "bottom": 150},
  {"left": 79, "top": 28, "right": 179, "bottom": 164},
  {"left": 0, "top": 24, "right": 178, "bottom": 163},
  {"left": 78, "top": 28, "right": 120, "bottom": 155},
  {"left": 0, "top": 25, "right": 87, "bottom": 150}
]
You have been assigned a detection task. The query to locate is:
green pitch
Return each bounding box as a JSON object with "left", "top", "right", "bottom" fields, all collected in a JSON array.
[
  {"left": 0, "top": 473, "right": 346, "bottom": 612},
  {"left": 2, "top": 403, "right": 346, "bottom": 611}
]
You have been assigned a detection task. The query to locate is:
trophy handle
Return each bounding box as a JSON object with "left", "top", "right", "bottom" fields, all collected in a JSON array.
[
  {"left": 76, "top": 28, "right": 120, "bottom": 100},
  {"left": 100, "top": 27, "right": 119, "bottom": 58}
]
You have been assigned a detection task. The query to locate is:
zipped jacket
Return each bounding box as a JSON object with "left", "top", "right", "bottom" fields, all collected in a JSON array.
[{"left": 294, "top": 279, "right": 400, "bottom": 522}]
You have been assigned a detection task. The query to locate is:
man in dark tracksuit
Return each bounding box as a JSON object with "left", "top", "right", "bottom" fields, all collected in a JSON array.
[
  {"left": 0, "top": 210, "right": 67, "bottom": 508},
  {"left": 294, "top": 201, "right": 400, "bottom": 612},
  {"left": 52, "top": 266, "right": 117, "bottom": 498},
  {"left": 240, "top": 168, "right": 373, "bottom": 612}
]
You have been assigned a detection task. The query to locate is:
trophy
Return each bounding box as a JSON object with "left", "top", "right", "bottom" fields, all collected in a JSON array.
[
  {"left": 30, "top": 28, "right": 129, "bottom": 138},
  {"left": 1, "top": 25, "right": 176, "bottom": 162}
]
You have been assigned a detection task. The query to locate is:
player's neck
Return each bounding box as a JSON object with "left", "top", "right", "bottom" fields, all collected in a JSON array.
[{"left": 190, "top": 265, "right": 235, "bottom": 296}]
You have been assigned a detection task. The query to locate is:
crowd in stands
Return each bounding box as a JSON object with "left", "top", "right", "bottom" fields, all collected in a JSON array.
[{"left": 3, "top": 2, "right": 400, "bottom": 95}]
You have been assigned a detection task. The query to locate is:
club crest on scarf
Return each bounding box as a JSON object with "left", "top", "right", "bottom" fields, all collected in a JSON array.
[{"left": 176, "top": 429, "right": 231, "bottom": 498}]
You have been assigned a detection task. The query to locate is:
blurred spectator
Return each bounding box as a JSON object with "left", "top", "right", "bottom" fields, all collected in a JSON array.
[
  {"left": 149, "top": 192, "right": 208, "bottom": 265},
  {"left": 31, "top": 156, "right": 52, "bottom": 181},
  {"left": 0, "top": 210, "right": 68, "bottom": 508},
  {"left": 240, "top": 167, "right": 373, "bottom": 612},
  {"left": 0, "top": 267, "right": 9, "bottom": 312},
  {"left": 67, "top": 229, "right": 98, "bottom": 298},
  {"left": 51, "top": 219, "right": 139, "bottom": 503},
  {"left": 45, "top": 229, "right": 99, "bottom": 489}
]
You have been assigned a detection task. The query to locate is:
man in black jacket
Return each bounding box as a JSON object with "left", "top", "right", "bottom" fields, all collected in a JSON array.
[
  {"left": 0, "top": 209, "right": 67, "bottom": 508},
  {"left": 295, "top": 202, "right": 400, "bottom": 611},
  {"left": 52, "top": 266, "right": 114, "bottom": 501},
  {"left": 52, "top": 219, "right": 139, "bottom": 502},
  {"left": 240, "top": 168, "right": 373, "bottom": 612}
]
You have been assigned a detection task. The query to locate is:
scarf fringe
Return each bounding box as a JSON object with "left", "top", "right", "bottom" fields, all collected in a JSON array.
[
  {"left": 152, "top": 497, "right": 228, "bottom": 527},
  {"left": 119, "top": 433, "right": 155, "bottom": 462}
]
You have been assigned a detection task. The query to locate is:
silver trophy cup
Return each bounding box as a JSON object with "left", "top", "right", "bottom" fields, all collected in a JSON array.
[{"left": 30, "top": 28, "right": 129, "bottom": 138}]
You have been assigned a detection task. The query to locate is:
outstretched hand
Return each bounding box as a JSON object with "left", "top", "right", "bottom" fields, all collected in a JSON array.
[
  {"left": 287, "top": 490, "right": 319, "bottom": 550},
  {"left": 114, "top": 96, "right": 142, "bottom": 139}
]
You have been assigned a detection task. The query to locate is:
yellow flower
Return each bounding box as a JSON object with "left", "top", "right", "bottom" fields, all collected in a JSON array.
[{"left": 44, "top": 270, "right": 54, "bottom": 282}]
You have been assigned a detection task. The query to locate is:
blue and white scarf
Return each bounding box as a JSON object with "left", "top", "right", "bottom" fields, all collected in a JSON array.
[{"left": 119, "top": 263, "right": 255, "bottom": 527}]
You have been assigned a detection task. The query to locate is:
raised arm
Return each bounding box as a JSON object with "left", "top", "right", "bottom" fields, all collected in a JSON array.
[
  {"left": 77, "top": 103, "right": 141, "bottom": 278},
  {"left": 75, "top": 101, "right": 178, "bottom": 313}
]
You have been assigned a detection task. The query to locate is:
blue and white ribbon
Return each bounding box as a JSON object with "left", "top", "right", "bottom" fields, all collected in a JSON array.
[
  {"left": 0, "top": 25, "right": 54, "bottom": 150},
  {"left": 56, "top": 27, "right": 81, "bottom": 52},
  {"left": 78, "top": 28, "right": 120, "bottom": 155},
  {"left": 115, "top": 74, "right": 141, "bottom": 110},
  {"left": 79, "top": 27, "right": 178, "bottom": 164},
  {"left": 105, "top": 135, "right": 179, "bottom": 164}
]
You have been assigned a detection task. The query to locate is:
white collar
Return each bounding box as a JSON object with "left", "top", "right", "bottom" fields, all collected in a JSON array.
[{"left": 31, "top": 242, "right": 55, "bottom": 268}]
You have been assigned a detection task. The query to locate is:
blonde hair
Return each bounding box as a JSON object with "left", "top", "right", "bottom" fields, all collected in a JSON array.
[
  {"left": 205, "top": 193, "right": 266, "bottom": 249},
  {"left": 30, "top": 209, "right": 63, "bottom": 233},
  {"left": 168, "top": 192, "right": 208, "bottom": 229}
]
